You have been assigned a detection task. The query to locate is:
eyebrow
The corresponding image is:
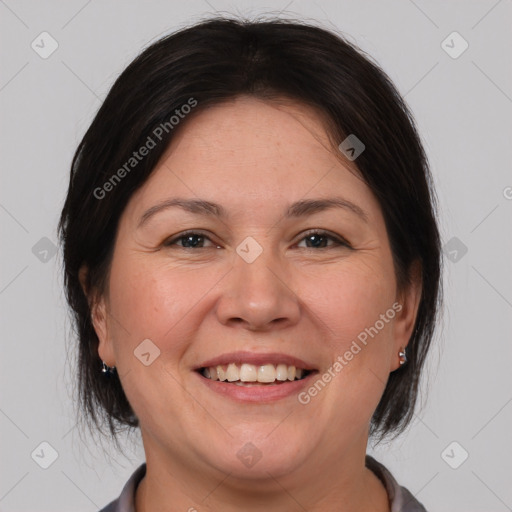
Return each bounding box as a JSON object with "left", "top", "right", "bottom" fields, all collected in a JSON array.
[{"left": 137, "top": 196, "right": 368, "bottom": 228}]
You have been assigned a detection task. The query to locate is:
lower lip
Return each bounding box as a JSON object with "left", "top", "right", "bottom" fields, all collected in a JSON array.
[{"left": 195, "top": 371, "right": 318, "bottom": 403}]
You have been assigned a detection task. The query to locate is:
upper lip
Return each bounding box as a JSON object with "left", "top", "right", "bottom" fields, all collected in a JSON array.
[{"left": 195, "top": 351, "right": 317, "bottom": 371}]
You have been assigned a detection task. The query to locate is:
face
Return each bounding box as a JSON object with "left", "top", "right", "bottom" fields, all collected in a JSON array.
[{"left": 86, "top": 96, "right": 421, "bottom": 484}]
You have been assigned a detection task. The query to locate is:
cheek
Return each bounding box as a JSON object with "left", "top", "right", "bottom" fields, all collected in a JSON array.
[
  {"left": 105, "top": 259, "right": 218, "bottom": 423},
  {"left": 298, "top": 258, "right": 396, "bottom": 343},
  {"left": 297, "top": 261, "right": 397, "bottom": 433},
  {"left": 107, "top": 257, "right": 222, "bottom": 356}
]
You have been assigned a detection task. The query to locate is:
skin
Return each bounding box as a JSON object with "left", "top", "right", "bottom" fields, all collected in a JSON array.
[{"left": 81, "top": 96, "right": 422, "bottom": 512}]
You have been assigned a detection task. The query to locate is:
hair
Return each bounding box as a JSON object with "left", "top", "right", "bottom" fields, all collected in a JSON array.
[{"left": 58, "top": 16, "right": 442, "bottom": 445}]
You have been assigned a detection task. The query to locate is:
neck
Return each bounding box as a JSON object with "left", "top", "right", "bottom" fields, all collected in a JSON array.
[{"left": 135, "top": 433, "right": 389, "bottom": 512}]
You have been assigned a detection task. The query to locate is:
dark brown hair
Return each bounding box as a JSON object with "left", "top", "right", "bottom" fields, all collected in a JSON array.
[{"left": 58, "top": 16, "right": 442, "bottom": 444}]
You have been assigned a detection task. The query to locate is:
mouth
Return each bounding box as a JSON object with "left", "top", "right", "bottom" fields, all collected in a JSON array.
[
  {"left": 196, "top": 363, "right": 314, "bottom": 386},
  {"left": 193, "top": 352, "right": 318, "bottom": 402}
]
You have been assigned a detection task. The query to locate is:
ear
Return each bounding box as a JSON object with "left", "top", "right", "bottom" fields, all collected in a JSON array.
[
  {"left": 78, "top": 265, "right": 116, "bottom": 366},
  {"left": 390, "top": 260, "right": 422, "bottom": 372}
]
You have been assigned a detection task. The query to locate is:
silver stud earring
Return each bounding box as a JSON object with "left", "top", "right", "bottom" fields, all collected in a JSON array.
[
  {"left": 398, "top": 347, "right": 407, "bottom": 366},
  {"left": 101, "top": 361, "right": 116, "bottom": 375}
]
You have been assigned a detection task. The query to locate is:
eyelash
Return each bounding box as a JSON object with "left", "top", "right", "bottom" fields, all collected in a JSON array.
[{"left": 163, "top": 229, "right": 351, "bottom": 250}]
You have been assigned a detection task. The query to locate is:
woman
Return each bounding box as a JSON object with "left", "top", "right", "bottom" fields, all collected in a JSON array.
[{"left": 59, "top": 16, "right": 442, "bottom": 512}]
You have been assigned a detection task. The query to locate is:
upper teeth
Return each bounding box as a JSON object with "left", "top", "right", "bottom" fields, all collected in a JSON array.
[{"left": 202, "top": 363, "right": 305, "bottom": 383}]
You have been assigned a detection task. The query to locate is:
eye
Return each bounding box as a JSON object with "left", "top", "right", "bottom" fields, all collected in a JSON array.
[
  {"left": 296, "top": 229, "right": 351, "bottom": 249},
  {"left": 163, "top": 229, "right": 351, "bottom": 250},
  {"left": 163, "top": 231, "right": 219, "bottom": 249}
]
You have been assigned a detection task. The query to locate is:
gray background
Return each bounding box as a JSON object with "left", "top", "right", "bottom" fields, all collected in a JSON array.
[{"left": 1, "top": 1, "right": 511, "bottom": 511}]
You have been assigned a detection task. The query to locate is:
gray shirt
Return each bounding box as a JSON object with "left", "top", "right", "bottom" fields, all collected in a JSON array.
[{"left": 99, "top": 455, "right": 427, "bottom": 511}]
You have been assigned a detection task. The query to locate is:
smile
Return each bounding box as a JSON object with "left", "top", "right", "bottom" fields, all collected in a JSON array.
[
  {"left": 194, "top": 352, "right": 319, "bottom": 402},
  {"left": 198, "top": 363, "right": 312, "bottom": 385}
]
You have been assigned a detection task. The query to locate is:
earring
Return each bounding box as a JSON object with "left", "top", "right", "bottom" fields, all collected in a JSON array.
[
  {"left": 398, "top": 347, "right": 407, "bottom": 366},
  {"left": 101, "top": 361, "right": 116, "bottom": 375}
]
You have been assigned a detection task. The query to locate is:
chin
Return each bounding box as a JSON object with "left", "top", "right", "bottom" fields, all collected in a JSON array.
[{"left": 203, "top": 431, "right": 311, "bottom": 481}]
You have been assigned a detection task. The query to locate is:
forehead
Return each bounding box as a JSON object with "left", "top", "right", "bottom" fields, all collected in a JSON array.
[
  {"left": 165, "top": 95, "right": 341, "bottom": 174},
  {"left": 123, "top": 96, "right": 380, "bottom": 225}
]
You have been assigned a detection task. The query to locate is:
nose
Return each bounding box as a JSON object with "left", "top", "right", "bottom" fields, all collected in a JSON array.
[{"left": 215, "top": 248, "right": 301, "bottom": 332}]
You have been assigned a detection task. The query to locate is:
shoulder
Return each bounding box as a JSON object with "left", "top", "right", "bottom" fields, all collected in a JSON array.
[
  {"left": 98, "top": 463, "right": 146, "bottom": 512},
  {"left": 365, "top": 455, "right": 428, "bottom": 512}
]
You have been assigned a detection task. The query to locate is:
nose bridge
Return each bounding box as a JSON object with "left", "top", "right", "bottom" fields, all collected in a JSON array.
[
  {"left": 237, "top": 248, "right": 282, "bottom": 301},
  {"left": 215, "top": 237, "right": 300, "bottom": 329}
]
